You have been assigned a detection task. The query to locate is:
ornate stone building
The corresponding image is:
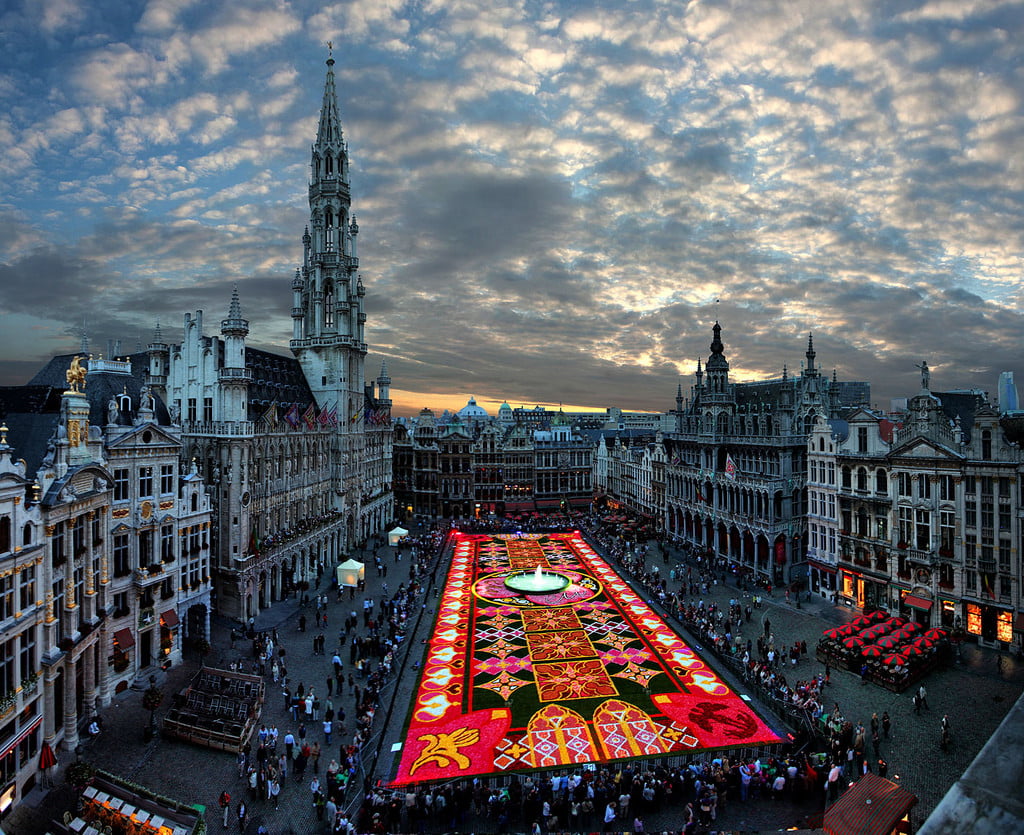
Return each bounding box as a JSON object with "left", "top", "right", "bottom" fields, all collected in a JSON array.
[
  {"left": 663, "top": 324, "right": 842, "bottom": 584},
  {"left": 392, "top": 409, "right": 593, "bottom": 521},
  {"left": 0, "top": 356, "right": 213, "bottom": 808},
  {"left": 145, "top": 53, "right": 393, "bottom": 621}
]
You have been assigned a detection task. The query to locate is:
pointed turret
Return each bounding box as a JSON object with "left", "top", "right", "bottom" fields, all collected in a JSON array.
[
  {"left": 219, "top": 285, "right": 251, "bottom": 420},
  {"left": 805, "top": 332, "right": 817, "bottom": 375}
]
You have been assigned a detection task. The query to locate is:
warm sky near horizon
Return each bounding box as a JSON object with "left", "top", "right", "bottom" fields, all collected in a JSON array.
[{"left": 2, "top": 0, "right": 1023, "bottom": 418}]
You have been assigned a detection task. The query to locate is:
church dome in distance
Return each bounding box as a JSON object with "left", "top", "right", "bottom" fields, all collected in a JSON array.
[{"left": 457, "top": 395, "right": 489, "bottom": 419}]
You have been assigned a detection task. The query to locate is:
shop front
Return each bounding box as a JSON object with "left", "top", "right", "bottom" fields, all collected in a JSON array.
[
  {"left": 964, "top": 601, "right": 1014, "bottom": 647},
  {"left": 840, "top": 569, "right": 888, "bottom": 611}
]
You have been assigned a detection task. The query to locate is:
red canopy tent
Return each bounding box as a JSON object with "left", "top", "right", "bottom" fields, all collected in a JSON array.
[{"left": 824, "top": 771, "right": 917, "bottom": 835}]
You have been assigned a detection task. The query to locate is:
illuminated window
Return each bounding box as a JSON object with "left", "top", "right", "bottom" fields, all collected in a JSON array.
[
  {"left": 966, "top": 603, "right": 982, "bottom": 636},
  {"left": 996, "top": 610, "right": 1012, "bottom": 643}
]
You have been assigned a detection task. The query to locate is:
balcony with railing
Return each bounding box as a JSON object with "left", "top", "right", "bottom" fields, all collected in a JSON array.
[
  {"left": 218, "top": 367, "right": 253, "bottom": 383},
  {"left": 183, "top": 420, "right": 255, "bottom": 437}
]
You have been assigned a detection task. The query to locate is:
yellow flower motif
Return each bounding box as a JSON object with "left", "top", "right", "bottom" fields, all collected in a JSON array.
[{"left": 409, "top": 727, "right": 480, "bottom": 776}]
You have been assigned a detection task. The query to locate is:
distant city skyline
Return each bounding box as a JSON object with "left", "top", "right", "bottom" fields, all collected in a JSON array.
[{"left": 2, "top": 1, "right": 1023, "bottom": 413}]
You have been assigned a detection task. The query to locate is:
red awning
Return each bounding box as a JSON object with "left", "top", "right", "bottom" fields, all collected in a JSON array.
[
  {"left": 503, "top": 502, "right": 534, "bottom": 512},
  {"left": 113, "top": 628, "right": 135, "bottom": 649},
  {"left": 161, "top": 609, "right": 179, "bottom": 628},
  {"left": 824, "top": 772, "right": 917, "bottom": 835},
  {"left": 535, "top": 499, "right": 560, "bottom": 509},
  {"left": 904, "top": 594, "right": 934, "bottom": 611}
]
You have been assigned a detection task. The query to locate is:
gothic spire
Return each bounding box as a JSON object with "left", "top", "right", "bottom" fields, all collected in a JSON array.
[
  {"left": 805, "top": 332, "right": 817, "bottom": 375},
  {"left": 315, "top": 47, "right": 344, "bottom": 151}
]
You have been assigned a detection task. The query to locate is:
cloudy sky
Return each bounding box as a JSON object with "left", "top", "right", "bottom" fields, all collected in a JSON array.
[{"left": 2, "top": 0, "right": 1022, "bottom": 417}]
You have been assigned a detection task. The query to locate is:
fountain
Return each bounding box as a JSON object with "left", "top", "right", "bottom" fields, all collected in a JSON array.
[{"left": 504, "top": 563, "right": 570, "bottom": 594}]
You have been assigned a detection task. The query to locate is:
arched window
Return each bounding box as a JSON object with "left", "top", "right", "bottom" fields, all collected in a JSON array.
[
  {"left": 325, "top": 154, "right": 333, "bottom": 175},
  {"left": 982, "top": 430, "right": 992, "bottom": 459},
  {"left": 875, "top": 470, "right": 888, "bottom": 494},
  {"left": 325, "top": 209, "right": 335, "bottom": 251},
  {"left": 325, "top": 285, "right": 335, "bottom": 328},
  {"left": 856, "top": 467, "right": 868, "bottom": 492},
  {"left": 22, "top": 523, "right": 32, "bottom": 547}
]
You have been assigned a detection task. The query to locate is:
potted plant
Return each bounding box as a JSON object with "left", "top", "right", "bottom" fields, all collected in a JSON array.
[{"left": 65, "top": 760, "right": 96, "bottom": 793}]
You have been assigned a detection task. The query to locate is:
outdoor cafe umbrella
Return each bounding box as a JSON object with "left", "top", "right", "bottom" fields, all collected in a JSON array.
[
  {"left": 884, "top": 617, "right": 906, "bottom": 628},
  {"left": 842, "top": 635, "right": 866, "bottom": 650},
  {"left": 38, "top": 741, "right": 57, "bottom": 786},
  {"left": 851, "top": 615, "right": 873, "bottom": 628},
  {"left": 876, "top": 635, "right": 901, "bottom": 649},
  {"left": 883, "top": 652, "right": 908, "bottom": 666},
  {"left": 823, "top": 626, "right": 845, "bottom": 640},
  {"left": 868, "top": 609, "right": 889, "bottom": 622},
  {"left": 836, "top": 624, "right": 858, "bottom": 637},
  {"left": 911, "top": 635, "right": 935, "bottom": 649},
  {"left": 861, "top": 644, "right": 884, "bottom": 658},
  {"left": 925, "top": 628, "right": 949, "bottom": 641},
  {"left": 902, "top": 622, "right": 923, "bottom": 633},
  {"left": 902, "top": 644, "right": 926, "bottom": 657}
]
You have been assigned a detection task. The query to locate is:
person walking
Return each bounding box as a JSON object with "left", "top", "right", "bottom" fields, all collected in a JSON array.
[
  {"left": 940, "top": 715, "right": 951, "bottom": 752},
  {"left": 237, "top": 800, "right": 247, "bottom": 832},
  {"left": 882, "top": 711, "right": 891, "bottom": 740},
  {"left": 269, "top": 776, "right": 281, "bottom": 809},
  {"left": 219, "top": 791, "right": 231, "bottom": 829},
  {"left": 918, "top": 684, "right": 929, "bottom": 710}
]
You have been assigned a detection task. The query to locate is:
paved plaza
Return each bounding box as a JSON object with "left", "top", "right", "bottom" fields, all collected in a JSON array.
[{"left": 7, "top": 526, "right": 1023, "bottom": 834}]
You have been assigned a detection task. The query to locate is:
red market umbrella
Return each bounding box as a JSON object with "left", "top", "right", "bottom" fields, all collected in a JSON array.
[
  {"left": 883, "top": 652, "right": 908, "bottom": 666},
  {"left": 39, "top": 741, "right": 56, "bottom": 770},
  {"left": 925, "top": 628, "right": 948, "bottom": 641},
  {"left": 843, "top": 635, "right": 866, "bottom": 650},
  {"left": 823, "top": 627, "right": 845, "bottom": 640},
  {"left": 836, "top": 624, "right": 858, "bottom": 637},
  {"left": 911, "top": 636, "right": 934, "bottom": 649},
  {"left": 902, "top": 622, "right": 923, "bottom": 633},
  {"left": 876, "top": 635, "right": 901, "bottom": 649},
  {"left": 902, "top": 644, "right": 925, "bottom": 657},
  {"left": 868, "top": 610, "right": 889, "bottom": 622},
  {"left": 884, "top": 617, "right": 906, "bottom": 628},
  {"left": 861, "top": 644, "right": 884, "bottom": 658}
]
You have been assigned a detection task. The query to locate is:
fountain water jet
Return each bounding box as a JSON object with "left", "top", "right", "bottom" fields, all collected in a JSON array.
[{"left": 504, "top": 564, "right": 569, "bottom": 594}]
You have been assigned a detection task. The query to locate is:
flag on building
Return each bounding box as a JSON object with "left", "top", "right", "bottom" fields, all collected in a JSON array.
[
  {"left": 318, "top": 402, "right": 332, "bottom": 426},
  {"left": 725, "top": 454, "right": 737, "bottom": 480},
  {"left": 695, "top": 488, "right": 705, "bottom": 503},
  {"left": 302, "top": 402, "right": 317, "bottom": 429},
  {"left": 328, "top": 402, "right": 338, "bottom": 426},
  {"left": 248, "top": 524, "right": 262, "bottom": 555},
  {"left": 283, "top": 404, "right": 301, "bottom": 428},
  {"left": 261, "top": 402, "right": 278, "bottom": 429},
  {"left": 350, "top": 405, "right": 364, "bottom": 424}
]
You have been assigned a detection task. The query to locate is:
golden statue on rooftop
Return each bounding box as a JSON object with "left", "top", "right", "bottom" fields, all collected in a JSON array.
[{"left": 65, "top": 355, "right": 87, "bottom": 394}]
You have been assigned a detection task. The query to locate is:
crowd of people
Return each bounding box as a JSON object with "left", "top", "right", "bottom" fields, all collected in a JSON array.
[{"left": 218, "top": 520, "right": 454, "bottom": 834}]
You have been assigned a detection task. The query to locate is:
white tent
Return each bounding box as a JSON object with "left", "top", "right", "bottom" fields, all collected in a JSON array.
[
  {"left": 387, "top": 526, "right": 409, "bottom": 547},
  {"left": 336, "top": 559, "right": 365, "bottom": 588}
]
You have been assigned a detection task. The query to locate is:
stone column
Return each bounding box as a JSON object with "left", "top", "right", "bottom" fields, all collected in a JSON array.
[
  {"left": 42, "top": 668, "right": 58, "bottom": 746},
  {"left": 81, "top": 642, "right": 97, "bottom": 721},
  {"left": 62, "top": 655, "right": 79, "bottom": 751}
]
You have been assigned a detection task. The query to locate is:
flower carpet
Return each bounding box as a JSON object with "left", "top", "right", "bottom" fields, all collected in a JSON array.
[{"left": 391, "top": 533, "right": 782, "bottom": 785}]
